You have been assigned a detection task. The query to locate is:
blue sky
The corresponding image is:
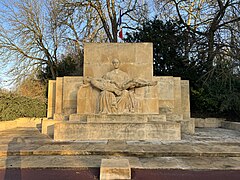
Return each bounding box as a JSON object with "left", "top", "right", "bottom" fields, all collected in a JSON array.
[{"left": 0, "top": 1, "right": 14, "bottom": 90}]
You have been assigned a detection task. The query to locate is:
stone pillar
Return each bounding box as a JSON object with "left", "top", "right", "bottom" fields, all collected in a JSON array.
[
  {"left": 55, "top": 77, "right": 63, "bottom": 114},
  {"left": 156, "top": 76, "right": 175, "bottom": 114},
  {"left": 181, "top": 80, "right": 191, "bottom": 119},
  {"left": 47, "top": 80, "right": 56, "bottom": 119},
  {"left": 54, "top": 77, "right": 67, "bottom": 120},
  {"left": 173, "top": 77, "right": 182, "bottom": 115},
  {"left": 62, "top": 77, "right": 83, "bottom": 114}
]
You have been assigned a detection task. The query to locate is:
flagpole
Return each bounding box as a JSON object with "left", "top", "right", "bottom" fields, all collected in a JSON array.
[{"left": 118, "top": 0, "right": 124, "bottom": 43}]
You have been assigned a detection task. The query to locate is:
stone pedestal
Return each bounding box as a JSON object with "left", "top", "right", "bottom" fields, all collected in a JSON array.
[{"left": 54, "top": 115, "right": 181, "bottom": 141}]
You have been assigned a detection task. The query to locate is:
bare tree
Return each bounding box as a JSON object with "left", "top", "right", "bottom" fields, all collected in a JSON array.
[
  {"left": 154, "top": 0, "right": 240, "bottom": 71},
  {"left": 0, "top": 0, "right": 62, "bottom": 81},
  {"left": 62, "top": 0, "right": 149, "bottom": 42}
]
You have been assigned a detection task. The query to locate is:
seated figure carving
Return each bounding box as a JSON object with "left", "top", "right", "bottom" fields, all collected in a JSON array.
[{"left": 84, "top": 59, "right": 157, "bottom": 114}]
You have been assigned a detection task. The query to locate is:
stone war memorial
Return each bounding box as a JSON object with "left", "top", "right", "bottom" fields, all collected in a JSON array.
[{"left": 45, "top": 43, "right": 194, "bottom": 141}]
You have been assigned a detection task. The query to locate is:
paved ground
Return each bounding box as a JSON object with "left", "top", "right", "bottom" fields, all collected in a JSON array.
[
  {"left": 0, "top": 127, "right": 239, "bottom": 170},
  {"left": 0, "top": 127, "right": 240, "bottom": 179}
]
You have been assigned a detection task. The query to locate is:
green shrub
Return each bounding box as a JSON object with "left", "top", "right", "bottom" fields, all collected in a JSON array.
[{"left": 0, "top": 91, "right": 46, "bottom": 121}]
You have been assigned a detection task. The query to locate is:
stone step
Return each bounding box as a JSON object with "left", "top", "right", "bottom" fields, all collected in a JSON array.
[
  {"left": 1, "top": 155, "right": 239, "bottom": 170},
  {"left": 69, "top": 114, "right": 167, "bottom": 123},
  {"left": 0, "top": 142, "right": 240, "bottom": 157}
]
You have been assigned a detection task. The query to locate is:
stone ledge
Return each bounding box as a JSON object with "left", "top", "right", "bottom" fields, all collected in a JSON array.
[
  {"left": 53, "top": 113, "right": 69, "bottom": 121},
  {"left": 69, "top": 114, "right": 167, "bottom": 123}
]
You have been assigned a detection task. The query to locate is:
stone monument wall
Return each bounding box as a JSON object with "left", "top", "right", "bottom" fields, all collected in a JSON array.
[{"left": 47, "top": 43, "right": 190, "bottom": 120}]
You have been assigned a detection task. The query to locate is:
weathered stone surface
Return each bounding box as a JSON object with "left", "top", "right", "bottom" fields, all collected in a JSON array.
[
  {"left": 100, "top": 159, "right": 131, "bottom": 180},
  {"left": 47, "top": 80, "right": 56, "bottom": 119},
  {"left": 54, "top": 121, "right": 181, "bottom": 141}
]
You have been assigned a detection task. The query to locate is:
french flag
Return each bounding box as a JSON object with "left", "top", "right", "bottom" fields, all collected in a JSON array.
[{"left": 118, "top": 9, "right": 123, "bottom": 40}]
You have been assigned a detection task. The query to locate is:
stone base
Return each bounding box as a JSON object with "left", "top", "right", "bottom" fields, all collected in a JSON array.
[
  {"left": 179, "top": 119, "right": 195, "bottom": 134},
  {"left": 54, "top": 120, "right": 181, "bottom": 141},
  {"left": 100, "top": 159, "right": 131, "bottom": 180}
]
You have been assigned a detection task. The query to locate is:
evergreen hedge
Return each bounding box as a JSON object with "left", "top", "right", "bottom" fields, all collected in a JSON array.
[{"left": 0, "top": 91, "right": 46, "bottom": 121}]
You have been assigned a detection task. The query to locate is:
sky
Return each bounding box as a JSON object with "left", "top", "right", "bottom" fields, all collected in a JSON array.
[{"left": 0, "top": 1, "right": 14, "bottom": 90}]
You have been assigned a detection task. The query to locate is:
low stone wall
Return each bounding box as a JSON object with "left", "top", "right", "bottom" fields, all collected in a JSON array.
[
  {"left": 194, "top": 118, "right": 225, "bottom": 128},
  {"left": 0, "top": 118, "right": 44, "bottom": 131},
  {"left": 221, "top": 121, "right": 240, "bottom": 132}
]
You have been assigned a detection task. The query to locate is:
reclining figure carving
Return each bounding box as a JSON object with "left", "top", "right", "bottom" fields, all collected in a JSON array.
[{"left": 83, "top": 59, "right": 157, "bottom": 114}]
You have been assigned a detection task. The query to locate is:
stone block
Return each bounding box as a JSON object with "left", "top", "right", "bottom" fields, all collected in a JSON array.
[
  {"left": 15, "top": 118, "right": 42, "bottom": 129},
  {"left": 54, "top": 121, "right": 181, "bottom": 141},
  {"left": 100, "top": 159, "right": 131, "bottom": 180},
  {"left": 195, "top": 118, "right": 224, "bottom": 128},
  {"left": 42, "top": 119, "right": 63, "bottom": 138}
]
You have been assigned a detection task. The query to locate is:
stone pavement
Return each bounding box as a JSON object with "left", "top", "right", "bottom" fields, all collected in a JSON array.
[{"left": 0, "top": 127, "right": 240, "bottom": 170}]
